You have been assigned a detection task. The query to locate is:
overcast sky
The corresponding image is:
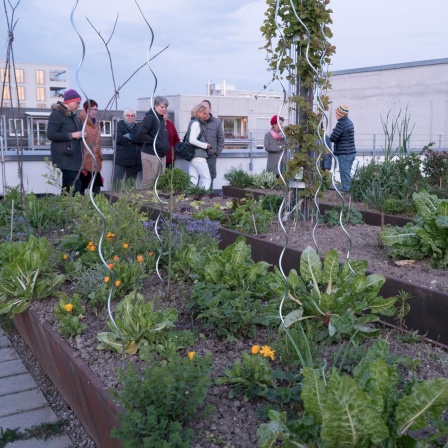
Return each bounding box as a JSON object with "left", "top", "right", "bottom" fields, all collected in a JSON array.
[{"left": 1, "top": 0, "right": 447, "bottom": 109}]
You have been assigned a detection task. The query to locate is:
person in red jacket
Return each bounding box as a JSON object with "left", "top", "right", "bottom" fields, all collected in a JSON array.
[{"left": 163, "top": 111, "right": 180, "bottom": 169}]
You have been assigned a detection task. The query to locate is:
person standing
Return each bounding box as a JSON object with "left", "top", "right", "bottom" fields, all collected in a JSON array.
[
  {"left": 264, "top": 115, "right": 286, "bottom": 175},
  {"left": 113, "top": 108, "right": 142, "bottom": 187},
  {"left": 137, "top": 96, "right": 170, "bottom": 189},
  {"left": 79, "top": 99, "right": 103, "bottom": 195},
  {"left": 163, "top": 110, "right": 180, "bottom": 169},
  {"left": 200, "top": 99, "right": 224, "bottom": 190},
  {"left": 329, "top": 105, "right": 356, "bottom": 192},
  {"left": 47, "top": 89, "right": 83, "bottom": 194},
  {"left": 187, "top": 104, "right": 212, "bottom": 190}
]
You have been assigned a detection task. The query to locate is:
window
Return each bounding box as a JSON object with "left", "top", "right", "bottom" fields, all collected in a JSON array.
[
  {"left": 36, "top": 87, "right": 45, "bottom": 101},
  {"left": 221, "top": 117, "right": 247, "bottom": 139},
  {"left": 0, "top": 68, "right": 8, "bottom": 83},
  {"left": 37, "top": 103, "right": 46, "bottom": 109},
  {"left": 32, "top": 120, "right": 50, "bottom": 145},
  {"left": 100, "top": 120, "right": 111, "bottom": 136},
  {"left": 16, "top": 69, "right": 24, "bottom": 83},
  {"left": 2, "top": 85, "right": 11, "bottom": 100},
  {"left": 36, "top": 70, "right": 45, "bottom": 84},
  {"left": 17, "top": 86, "right": 25, "bottom": 101},
  {"left": 9, "top": 118, "right": 24, "bottom": 136}
]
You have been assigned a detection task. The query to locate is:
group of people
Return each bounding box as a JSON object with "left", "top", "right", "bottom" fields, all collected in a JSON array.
[
  {"left": 47, "top": 90, "right": 224, "bottom": 195},
  {"left": 264, "top": 104, "right": 356, "bottom": 192}
]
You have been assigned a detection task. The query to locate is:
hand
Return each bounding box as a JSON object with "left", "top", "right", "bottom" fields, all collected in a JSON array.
[
  {"left": 72, "top": 131, "right": 82, "bottom": 139},
  {"left": 124, "top": 133, "right": 131, "bottom": 140}
]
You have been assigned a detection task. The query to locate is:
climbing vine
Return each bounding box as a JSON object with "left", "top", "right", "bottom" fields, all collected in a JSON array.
[{"left": 261, "top": 0, "right": 335, "bottom": 197}]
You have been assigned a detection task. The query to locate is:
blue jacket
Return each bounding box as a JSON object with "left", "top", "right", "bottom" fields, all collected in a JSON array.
[{"left": 330, "top": 116, "right": 356, "bottom": 156}]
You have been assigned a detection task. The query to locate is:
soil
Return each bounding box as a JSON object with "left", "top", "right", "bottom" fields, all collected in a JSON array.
[{"left": 5, "top": 189, "right": 448, "bottom": 448}]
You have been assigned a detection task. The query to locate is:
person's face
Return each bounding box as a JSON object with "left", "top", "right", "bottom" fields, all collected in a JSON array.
[
  {"left": 201, "top": 102, "right": 211, "bottom": 120},
  {"left": 89, "top": 105, "right": 98, "bottom": 119},
  {"left": 197, "top": 109, "right": 208, "bottom": 121},
  {"left": 163, "top": 111, "right": 168, "bottom": 122},
  {"left": 66, "top": 100, "right": 80, "bottom": 112},
  {"left": 155, "top": 103, "right": 167, "bottom": 115},
  {"left": 125, "top": 111, "right": 136, "bottom": 124},
  {"left": 273, "top": 119, "right": 284, "bottom": 132}
]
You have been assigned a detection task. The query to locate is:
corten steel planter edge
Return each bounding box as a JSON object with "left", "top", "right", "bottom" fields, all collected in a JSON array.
[
  {"left": 221, "top": 185, "right": 413, "bottom": 227},
  {"left": 218, "top": 227, "right": 448, "bottom": 346},
  {"left": 13, "top": 308, "right": 123, "bottom": 448}
]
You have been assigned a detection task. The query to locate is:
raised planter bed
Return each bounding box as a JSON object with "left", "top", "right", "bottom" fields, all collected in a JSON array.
[{"left": 222, "top": 185, "right": 413, "bottom": 227}]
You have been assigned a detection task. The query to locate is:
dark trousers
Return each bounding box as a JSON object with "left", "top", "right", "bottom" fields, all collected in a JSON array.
[{"left": 61, "top": 169, "right": 82, "bottom": 195}]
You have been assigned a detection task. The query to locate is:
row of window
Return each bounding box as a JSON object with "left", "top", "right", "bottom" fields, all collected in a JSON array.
[
  {"left": 1, "top": 68, "right": 46, "bottom": 85},
  {"left": 2, "top": 86, "right": 46, "bottom": 101}
]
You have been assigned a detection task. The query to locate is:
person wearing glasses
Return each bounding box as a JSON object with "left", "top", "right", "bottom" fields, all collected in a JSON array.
[
  {"left": 79, "top": 99, "right": 103, "bottom": 195},
  {"left": 47, "top": 89, "right": 83, "bottom": 194},
  {"left": 113, "top": 108, "right": 142, "bottom": 188}
]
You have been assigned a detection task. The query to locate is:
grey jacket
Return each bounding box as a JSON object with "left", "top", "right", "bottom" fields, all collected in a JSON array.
[
  {"left": 264, "top": 130, "right": 286, "bottom": 175},
  {"left": 202, "top": 114, "right": 224, "bottom": 157},
  {"left": 47, "top": 102, "right": 83, "bottom": 171}
]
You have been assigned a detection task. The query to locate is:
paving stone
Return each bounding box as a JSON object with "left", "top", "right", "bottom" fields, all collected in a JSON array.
[
  {"left": 5, "top": 435, "right": 74, "bottom": 448},
  {"left": 0, "top": 389, "right": 49, "bottom": 418},
  {"left": 0, "top": 406, "right": 59, "bottom": 433},
  {"left": 0, "top": 335, "right": 10, "bottom": 348},
  {"left": 0, "top": 373, "right": 37, "bottom": 396},
  {"left": 0, "top": 347, "right": 20, "bottom": 362},
  {"left": 0, "top": 359, "right": 28, "bottom": 379}
]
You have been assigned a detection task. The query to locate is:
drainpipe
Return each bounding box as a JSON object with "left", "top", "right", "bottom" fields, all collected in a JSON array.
[{"left": 249, "top": 132, "right": 253, "bottom": 171}]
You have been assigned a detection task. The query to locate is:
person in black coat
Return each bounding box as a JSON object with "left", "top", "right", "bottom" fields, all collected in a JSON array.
[
  {"left": 137, "top": 96, "right": 170, "bottom": 189},
  {"left": 47, "top": 89, "right": 83, "bottom": 194},
  {"left": 330, "top": 104, "right": 356, "bottom": 192},
  {"left": 113, "top": 108, "right": 142, "bottom": 188}
]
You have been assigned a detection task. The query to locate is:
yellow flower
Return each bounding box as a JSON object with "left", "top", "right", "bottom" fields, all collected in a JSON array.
[
  {"left": 123, "top": 243, "right": 129, "bottom": 249},
  {"left": 62, "top": 254, "right": 68, "bottom": 260},
  {"left": 259, "top": 345, "right": 275, "bottom": 361},
  {"left": 104, "top": 276, "right": 110, "bottom": 283},
  {"left": 115, "top": 280, "right": 121, "bottom": 287},
  {"left": 64, "top": 304, "right": 73, "bottom": 312},
  {"left": 251, "top": 345, "right": 261, "bottom": 355},
  {"left": 108, "top": 263, "right": 114, "bottom": 269},
  {"left": 88, "top": 241, "right": 94, "bottom": 246},
  {"left": 148, "top": 251, "right": 153, "bottom": 256},
  {"left": 113, "top": 255, "right": 119, "bottom": 261},
  {"left": 89, "top": 245, "right": 96, "bottom": 252},
  {"left": 136, "top": 255, "right": 143, "bottom": 263},
  {"left": 106, "top": 232, "right": 115, "bottom": 241},
  {"left": 187, "top": 351, "right": 196, "bottom": 360}
]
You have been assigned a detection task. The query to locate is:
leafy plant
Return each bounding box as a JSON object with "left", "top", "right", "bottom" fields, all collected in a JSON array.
[
  {"left": 379, "top": 191, "right": 448, "bottom": 268},
  {"left": 157, "top": 168, "right": 192, "bottom": 193},
  {"left": 192, "top": 204, "right": 227, "bottom": 222},
  {"left": 0, "top": 236, "right": 65, "bottom": 316},
  {"left": 261, "top": 194, "right": 283, "bottom": 213},
  {"left": 258, "top": 338, "right": 448, "bottom": 447},
  {"left": 97, "top": 290, "right": 182, "bottom": 357},
  {"left": 382, "top": 197, "right": 408, "bottom": 215},
  {"left": 269, "top": 246, "right": 397, "bottom": 343},
  {"left": 321, "top": 205, "right": 363, "bottom": 226},
  {"left": 54, "top": 294, "right": 86, "bottom": 338},
  {"left": 226, "top": 197, "right": 273, "bottom": 234},
  {"left": 224, "top": 167, "right": 254, "bottom": 188},
  {"left": 112, "top": 353, "right": 213, "bottom": 448},
  {"left": 251, "top": 171, "right": 278, "bottom": 189},
  {"left": 422, "top": 145, "right": 448, "bottom": 189}
]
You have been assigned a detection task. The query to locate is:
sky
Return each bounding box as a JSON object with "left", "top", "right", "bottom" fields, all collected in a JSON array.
[{"left": 1, "top": 0, "right": 447, "bottom": 110}]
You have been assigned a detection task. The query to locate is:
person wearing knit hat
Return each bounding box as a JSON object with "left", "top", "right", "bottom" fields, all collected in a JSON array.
[
  {"left": 264, "top": 115, "right": 286, "bottom": 175},
  {"left": 47, "top": 88, "right": 83, "bottom": 194},
  {"left": 330, "top": 104, "right": 356, "bottom": 192}
]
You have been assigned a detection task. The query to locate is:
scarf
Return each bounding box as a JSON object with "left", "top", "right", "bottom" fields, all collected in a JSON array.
[{"left": 270, "top": 129, "right": 284, "bottom": 140}]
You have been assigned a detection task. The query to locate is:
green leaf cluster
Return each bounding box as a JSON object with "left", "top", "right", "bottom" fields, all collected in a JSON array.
[
  {"left": 321, "top": 206, "right": 364, "bottom": 226},
  {"left": 192, "top": 204, "right": 226, "bottom": 222},
  {"left": 226, "top": 197, "right": 273, "bottom": 234},
  {"left": 112, "top": 353, "right": 213, "bottom": 448},
  {"left": 379, "top": 191, "right": 448, "bottom": 268},
  {"left": 0, "top": 236, "right": 65, "bottom": 316},
  {"left": 257, "top": 339, "right": 448, "bottom": 447},
  {"left": 53, "top": 294, "right": 86, "bottom": 338},
  {"left": 270, "top": 246, "right": 397, "bottom": 342},
  {"left": 157, "top": 168, "right": 192, "bottom": 193}
]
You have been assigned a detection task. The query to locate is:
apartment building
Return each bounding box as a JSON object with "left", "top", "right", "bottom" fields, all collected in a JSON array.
[{"left": 0, "top": 61, "right": 69, "bottom": 109}]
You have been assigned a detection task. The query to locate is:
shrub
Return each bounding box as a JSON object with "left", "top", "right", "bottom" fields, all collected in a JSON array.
[
  {"left": 157, "top": 168, "right": 192, "bottom": 193},
  {"left": 321, "top": 205, "right": 363, "bottom": 226},
  {"left": 224, "top": 167, "right": 254, "bottom": 188}
]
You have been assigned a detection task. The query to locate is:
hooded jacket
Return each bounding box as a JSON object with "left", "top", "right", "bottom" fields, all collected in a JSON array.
[
  {"left": 137, "top": 109, "right": 170, "bottom": 157},
  {"left": 47, "top": 102, "right": 83, "bottom": 171}
]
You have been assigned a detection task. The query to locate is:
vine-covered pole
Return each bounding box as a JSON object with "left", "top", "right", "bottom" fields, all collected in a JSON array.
[{"left": 261, "top": 0, "right": 335, "bottom": 217}]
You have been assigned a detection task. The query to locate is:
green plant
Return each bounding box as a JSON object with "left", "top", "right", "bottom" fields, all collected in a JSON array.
[
  {"left": 112, "top": 353, "right": 213, "bottom": 447},
  {"left": 251, "top": 170, "right": 278, "bottom": 189},
  {"left": 157, "top": 168, "right": 192, "bottom": 193},
  {"left": 321, "top": 205, "right": 363, "bottom": 226},
  {"left": 226, "top": 197, "right": 273, "bottom": 234},
  {"left": 379, "top": 191, "right": 448, "bottom": 268},
  {"left": 422, "top": 145, "right": 448, "bottom": 189},
  {"left": 261, "top": 194, "right": 283, "bottom": 213},
  {"left": 224, "top": 167, "right": 254, "bottom": 188},
  {"left": 0, "top": 420, "right": 67, "bottom": 446},
  {"left": 192, "top": 204, "right": 227, "bottom": 222},
  {"left": 257, "top": 338, "right": 448, "bottom": 447},
  {"left": 26, "top": 194, "right": 66, "bottom": 231},
  {"left": 269, "top": 247, "right": 397, "bottom": 343},
  {"left": 0, "top": 236, "right": 65, "bottom": 316},
  {"left": 54, "top": 293, "right": 86, "bottom": 338},
  {"left": 382, "top": 197, "right": 408, "bottom": 215},
  {"left": 97, "top": 290, "right": 182, "bottom": 357}
]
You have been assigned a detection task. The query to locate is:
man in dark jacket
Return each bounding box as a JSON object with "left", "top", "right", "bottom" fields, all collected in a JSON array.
[
  {"left": 47, "top": 89, "right": 83, "bottom": 194},
  {"left": 201, "top": 99, "right": 224, "bottom": 190},
  {"left": 138, "top": 96, "right": 170, "bottom": 189},
  {"left": 330, "top": 104, "right": 356, "bottom": 192}
]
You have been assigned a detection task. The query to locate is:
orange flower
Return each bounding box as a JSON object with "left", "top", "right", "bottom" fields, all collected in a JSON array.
[
  {"left": 259, "top": 345, "right": 275, "bottom": 361},
  {"left": 64, "top": 304, "right": 73, "bottom": 312},
  {"left": 88, "top": 241, "right": 94, "bottom": 246},
  {"left": 123, "top": 243, "right": 129, "bottom": 249},
  {"left": 113, "top": 255, "right": 119, "bottom": 261},
  {"left": 251, "top": 345, "right": 261, "bottom": 355},
  {"left": 187, "top": 351, "right": 196, "bottom": 360},
  {"left": 63, "top": 254, "right": 68, "bottom": 260},
  {"left": 104, "top": 276, "right": 110, "bottom": 283},
  {"left": 108, "top": 263, "right": 114, "bottom": 269},
  {"left": 136, "top": 255, "right": 143, "bottom": 263},
  {"left": 115, "top": 280, "right": 121, "bottom": 287},
  {"left": 148, "top": 251, "right": 153, "bottom": 256},
  {"left": 106, "top": 232, "right": 115, "bottom": 241},
  {"left": 89, "top": 245, "right": 96, "bottom": 252}
]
